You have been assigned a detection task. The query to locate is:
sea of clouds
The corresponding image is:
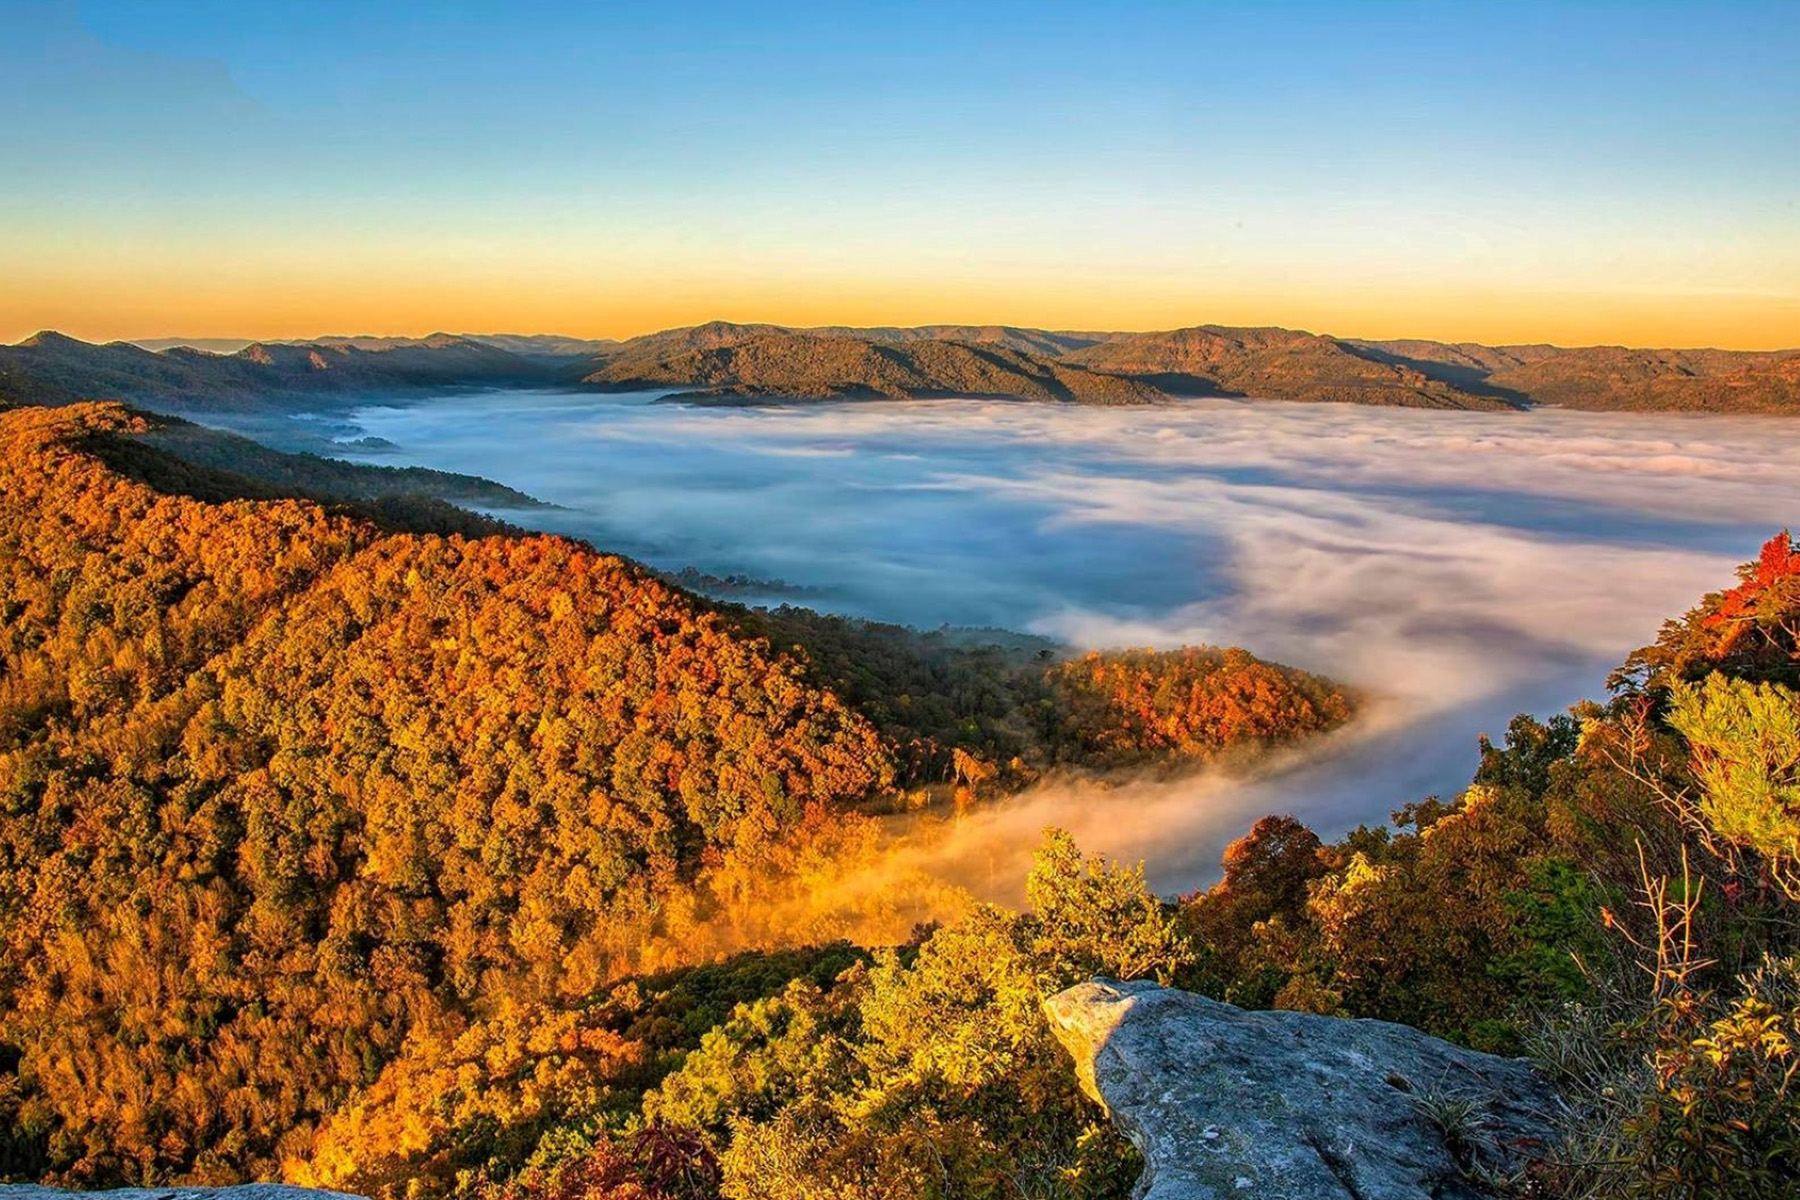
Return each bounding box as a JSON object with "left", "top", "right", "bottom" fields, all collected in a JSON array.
[{"left": 311, "top": 391, "right": 1800, "bottom": 894}]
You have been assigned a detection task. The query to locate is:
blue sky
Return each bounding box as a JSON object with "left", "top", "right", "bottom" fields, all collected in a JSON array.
[{"left": 4, "top": 0, "right": 1797, "bottom": 345}]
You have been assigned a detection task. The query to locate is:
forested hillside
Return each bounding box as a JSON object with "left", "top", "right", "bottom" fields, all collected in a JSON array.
[
  {"left": 0, "top": 402, "right": 1352, "bottom": 1191},
  {"left": 348, "top": 530, "right": 1798, "bottom": 1200},
  {"left": 1355, "top": 339, "right": 1800, "bottom": 413},
  {"left": 0, "top": 402, "right": 894, "bottom": 1181},
  {"left": 578, "top": 332, "right": 1164, "bottom": 405},
  {"left": 1064, "top": 325, "right": 1516, "bottom": 408},
  {"left": 4, "top": 401, "right": 1795, "bottom": 1198}
]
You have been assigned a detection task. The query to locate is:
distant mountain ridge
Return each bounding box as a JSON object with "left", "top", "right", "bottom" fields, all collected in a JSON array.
[
  {"left": 578, "top": 329, "right": 1164, "bottom": 404},
  {"left": 0, "top": 330, "right": 550, "bottom": 411},
  {"left": 1064, "top": 325, "right": 1518, "bottom": 410},
  {"left": 10, "top": 320, "right": 1800, "bottom": 414}
]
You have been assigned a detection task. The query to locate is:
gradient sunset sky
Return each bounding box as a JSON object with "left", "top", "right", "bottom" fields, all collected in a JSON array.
[{"left": 5, "top": 0, "right": 1798, "bottom": 348}]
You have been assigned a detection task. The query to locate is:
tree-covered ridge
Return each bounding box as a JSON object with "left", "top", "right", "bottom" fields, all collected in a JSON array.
[
  {"left": 1481, "top": 346, "right": 1800, "bottom": 414},
  {"left": 78, "top": 413, "right": 550, "bottom": 540},
  {"left": 10, "top": 324, "right": 1799, "bottom": 415},
  {"left": 0, "top": 402, "right": 892, "bottom": 1182},
  {"left": 581, "top": 332, "right": 1164, "bottom": 406}
]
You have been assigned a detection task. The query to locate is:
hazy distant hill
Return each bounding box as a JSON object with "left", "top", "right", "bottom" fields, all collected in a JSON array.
[
  {"left": 579, "top": 330, "right": 1166, "bottom": 404},
  {"left": 18, "top": 322, "right": 1800, "bottom": 414},
  {"left": 585, "top": 320, "right": 1111, "bottom": 363},
  {"left": 1355, "top": 338, "right": 1800, "bottom": 413},
  {"left": 0, "top": 330, "right": 554, "bottom": 411},
  {"left": 1064, "top": 325, "right": 1519, "bottom": 409},
  {"left": 461, "top": 332, "right": 621, "bottom": 359},
  {"left": 133, "top": 332, "right": 621, "bottom": 359},
  {"left": 131, "top": 336, "right": 260, "bottom": 354},
  {"left": 807, "top": 323, "right": 1111, "bottom": 357},
  {"left": 113, "top": 413, "right": 551, "bottom": 532},
  {"left": 1485, "top": 346, "right": 1800, "bottom": 413}
]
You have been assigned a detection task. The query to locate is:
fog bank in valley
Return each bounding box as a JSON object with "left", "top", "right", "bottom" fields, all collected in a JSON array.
[{"left": 316, "top": 392, "right": 1800, "bottom": 894}]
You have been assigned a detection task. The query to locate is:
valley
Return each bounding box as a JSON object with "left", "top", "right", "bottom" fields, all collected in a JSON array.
[
  {"left": 10, "top": 5, "right": 1800, "bottom": 1194},
  {"left": 295, "top": 388, "right": 1800, "bottom": 890}
]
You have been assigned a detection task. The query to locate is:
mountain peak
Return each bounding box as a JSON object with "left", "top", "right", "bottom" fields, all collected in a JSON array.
[{"left": 18, "top": 330, "right": 80, "bottom": 349}]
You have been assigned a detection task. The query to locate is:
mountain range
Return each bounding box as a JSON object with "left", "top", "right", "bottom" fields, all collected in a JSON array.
[{"left": 5, "top": 320, "right": 1798, "bottom": 414}]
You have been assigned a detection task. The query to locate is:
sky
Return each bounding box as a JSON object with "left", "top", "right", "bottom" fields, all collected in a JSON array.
[{"left": 3, "top": 0, "right": 1798, "bottom": 348}]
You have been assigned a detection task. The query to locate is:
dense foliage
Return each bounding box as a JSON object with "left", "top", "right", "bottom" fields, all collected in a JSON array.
[
  {"left": 0, "top": 402, "right": 1352, "bottom": 1192},
  {"left": 6, "top": 398, "right": 1795, "bottom": 1199},
  {"left": 472, "top": 834, "right": 1180, "bottom": 1200},
  {"left": 0, "top": 403, "right": 890, "bottom": 1182},
  {"left": 1046, "top": 647, "right": 1352, "bottom": 768}
]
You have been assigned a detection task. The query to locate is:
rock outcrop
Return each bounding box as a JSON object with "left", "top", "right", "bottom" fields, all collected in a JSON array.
[{"left": 1044, "top": 979, "right": 1561, "bottom": 1200}]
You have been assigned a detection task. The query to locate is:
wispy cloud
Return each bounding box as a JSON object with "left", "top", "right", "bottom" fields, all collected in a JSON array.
[{"left": 328, "top": 393, "right": 1800, "bottom": 892}]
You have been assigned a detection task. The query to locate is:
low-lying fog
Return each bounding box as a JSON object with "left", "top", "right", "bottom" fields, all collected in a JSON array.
[{"left": 292, "top": 390, "right": 1800, "bottom": 894}]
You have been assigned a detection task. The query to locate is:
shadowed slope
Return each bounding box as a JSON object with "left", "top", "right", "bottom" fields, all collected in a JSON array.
[{"left": 1066, "top": 325, "right": 1518, "bottom": 409}]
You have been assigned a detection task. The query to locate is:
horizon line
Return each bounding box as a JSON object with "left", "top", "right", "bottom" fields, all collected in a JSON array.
[{"left": 18, "top": 320, "right": 1800, "bottom": 357}]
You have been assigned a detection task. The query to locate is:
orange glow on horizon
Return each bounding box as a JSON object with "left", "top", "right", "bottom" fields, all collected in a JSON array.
[{"left": 5, "top": 267, "right": 1798, "bottom": 352}]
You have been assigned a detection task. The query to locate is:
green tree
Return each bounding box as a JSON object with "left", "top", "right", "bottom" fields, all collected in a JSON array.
[
  {"left": 1666, "top": 674, "right": 1800, "bottom": 899},
  {"left": 1024, "top": 829, "right": 1193, "bottom": 985}
]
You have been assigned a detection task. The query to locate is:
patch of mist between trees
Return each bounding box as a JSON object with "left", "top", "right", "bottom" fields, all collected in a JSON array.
[{"left": 324, "top": 393, "right": 1800, "bottom": 894}]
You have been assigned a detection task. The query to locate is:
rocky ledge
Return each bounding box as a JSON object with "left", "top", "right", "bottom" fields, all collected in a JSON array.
[{"left": 1043, "top": 979, "right": 1562, "bottom": 1200}]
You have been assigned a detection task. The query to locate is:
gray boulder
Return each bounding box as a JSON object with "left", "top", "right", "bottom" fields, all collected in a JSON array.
[{"left": 1043, "top": 979, "right": 1561, "bottom": 1200}]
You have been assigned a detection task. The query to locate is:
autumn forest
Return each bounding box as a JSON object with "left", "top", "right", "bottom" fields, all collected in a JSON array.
[
  {"left": 0, "top": 384, "right": 1796, "bottom": 1200},
  {"left": 0, "top": 402, "right": 1356, "bottom": 1193},
  {"left": 9, "top": 1, "right": 1800, "bottom": 1194}
]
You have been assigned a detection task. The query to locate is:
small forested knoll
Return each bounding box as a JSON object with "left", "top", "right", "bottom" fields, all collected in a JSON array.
[
  {"left": 736, "top": 607, "right": 1354, "bottom": 789},
  {"left": 1046, "top": 647, "right": 1353, "bottom": 767},
  {"left": 577, "top": 332, "right": 1166, "bottom": 405}
]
